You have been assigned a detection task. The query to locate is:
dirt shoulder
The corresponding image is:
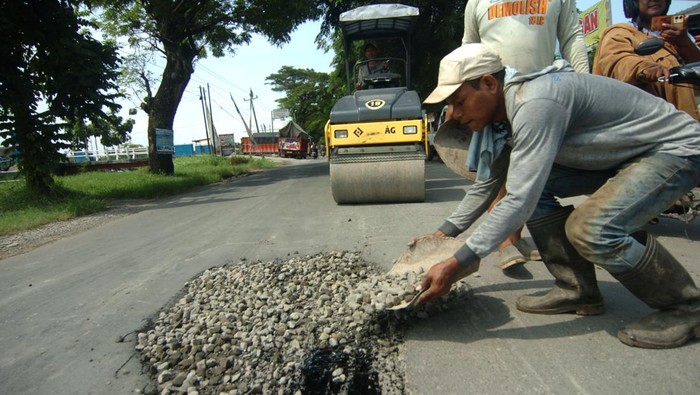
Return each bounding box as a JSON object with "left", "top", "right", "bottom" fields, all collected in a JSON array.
[
  {"left": 0, "top": 158, "right": 301, "bottom": 261},
  {"left": 0, "top": 200, "right": 149, "bottom": 261}
]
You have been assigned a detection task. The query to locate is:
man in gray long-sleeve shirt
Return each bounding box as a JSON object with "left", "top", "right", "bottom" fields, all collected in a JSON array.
[{"left": 415, "top": 43, "right": 700, "bottom": 349}]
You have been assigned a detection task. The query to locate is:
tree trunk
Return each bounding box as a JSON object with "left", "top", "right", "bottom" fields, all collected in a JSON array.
[
  {"left": 11, "top": 92, "right": 57, "bottom": 196},
  {"left": 147, "top": 47, "right": 196, "bottom": 175}
]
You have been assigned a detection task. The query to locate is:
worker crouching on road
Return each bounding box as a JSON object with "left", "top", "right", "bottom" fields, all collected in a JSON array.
[{"left": 414, "top": 43, "right": 700, "bottom": 349}]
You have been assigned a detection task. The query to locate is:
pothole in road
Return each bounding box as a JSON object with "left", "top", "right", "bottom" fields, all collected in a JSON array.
[{"left": 133, "top": 251, "right": 472, "bottom": 394}]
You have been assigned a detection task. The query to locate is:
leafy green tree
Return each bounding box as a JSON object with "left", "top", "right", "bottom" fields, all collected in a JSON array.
[
  {"left": 67, "top": 112, "right": 135, "bottom": 149},
  {"left": 93, "top": 0, "right": 322, "bottom": 175},
  {"left": 0, "top": 0, "right": 128, "bottom": 195},
  {"left": 264, "top": 2, "right": 465, "bottom": 144},
  {"left": 266, "top": 66, "right": 336, "bottom": 142}
]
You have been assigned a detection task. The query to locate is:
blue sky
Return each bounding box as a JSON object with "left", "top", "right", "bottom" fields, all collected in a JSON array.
[
  {"left": 124, "top": 1, "right": 699, "bottom": 148},
  {"left": 577, "top": 0, "right": 696, "bottom": 23},
  {"left": 125, "top": 20, "right": 334, "bottom": 147}
]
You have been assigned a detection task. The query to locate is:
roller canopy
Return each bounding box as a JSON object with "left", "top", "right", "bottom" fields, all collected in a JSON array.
[
  {"left": 339, "top": 4, "right": 419, "bottom": 41},
  {"left": 339, "top": 4, "right": 419, "bottom": 92}
]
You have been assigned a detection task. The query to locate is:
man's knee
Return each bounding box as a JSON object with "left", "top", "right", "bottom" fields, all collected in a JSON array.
[
  {"left": 564, "top": 211, "right": 597, "bottom": 258},
  {"left": 565, "top": 208, "right": 627, "bottom": 267}
]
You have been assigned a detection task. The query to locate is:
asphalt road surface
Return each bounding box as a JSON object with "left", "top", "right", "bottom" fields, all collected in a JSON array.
[{"left": 1, "top": 158, "right": 699, "bottom": 394}]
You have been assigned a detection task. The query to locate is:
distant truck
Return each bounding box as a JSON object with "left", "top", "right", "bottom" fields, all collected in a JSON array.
[
  {"left": 278, "top": 121, "right": 310, "bottom": 159},
  {"left": 278, "top": 137, "right": 309, "bottom": 159},
  {"left": 241, "top": 133, "right": 279, "bottom": 156},
  {"left": 218, "top": 133, "right": 236, "bottom": 156}
]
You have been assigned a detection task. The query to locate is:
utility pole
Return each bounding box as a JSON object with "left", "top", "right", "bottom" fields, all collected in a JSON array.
[
  {"left": 207, "top": 83, "right": 218, "bottom": 156},
  {"left": 199, "top": 86, "right": 212, "bottom": 156},
  {"left": 244, "top": 88, "right": 261, "bottom": 134},
  {"left": 230, "top": 93, "right": 256, "bottom": 147}
]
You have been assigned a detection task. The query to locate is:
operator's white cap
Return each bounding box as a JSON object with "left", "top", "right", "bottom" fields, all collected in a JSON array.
[{"left": 424, "top": 44, "right": 504, "bottom": 104}]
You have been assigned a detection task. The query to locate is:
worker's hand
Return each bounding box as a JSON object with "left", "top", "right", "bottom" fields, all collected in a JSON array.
[
  {"left": 414, "top": 256, "right": 464, "bottom": 305},
  {"left": 408, "top": 230, "right": 446, "bottom": 247},
  {"left": 637, "top": 64, "right": 671, "bottom": 84}
]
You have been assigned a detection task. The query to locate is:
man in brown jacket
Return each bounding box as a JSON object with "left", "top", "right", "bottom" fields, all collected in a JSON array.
[{"left": 593, "top": 0, "right": 700, "bottom": 120}]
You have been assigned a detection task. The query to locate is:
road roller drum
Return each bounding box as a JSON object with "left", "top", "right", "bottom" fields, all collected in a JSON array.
[{"left": 330, "top": 150, "right": 425, "bottom": 204}]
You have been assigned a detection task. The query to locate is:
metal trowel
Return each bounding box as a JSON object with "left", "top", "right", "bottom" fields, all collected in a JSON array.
[
  {"left": 384, "top": 236, "right": 477, "bottom": 310},
  {"left": 385, "top": 287, "right": 427, "bottom": 310}
]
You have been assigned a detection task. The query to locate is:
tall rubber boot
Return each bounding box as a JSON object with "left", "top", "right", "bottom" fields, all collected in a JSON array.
[
  {"left": 612, "top": 232, "right": 700, "bottom": 349},
  {"left": 516, "top": 206, "right": 604, "bottom": 315}
]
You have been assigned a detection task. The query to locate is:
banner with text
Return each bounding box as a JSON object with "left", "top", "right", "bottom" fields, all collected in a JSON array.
[
  {"left": 578, "top": 0, "right": 612, "bottom": 48},
  {"left": 155, "top": 128, "right": 174, "bottom": 155}
]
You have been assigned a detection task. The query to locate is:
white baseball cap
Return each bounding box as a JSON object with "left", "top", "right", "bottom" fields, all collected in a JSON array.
[{"left": 424, "top": 44, "right": 504, "bottom": 104}]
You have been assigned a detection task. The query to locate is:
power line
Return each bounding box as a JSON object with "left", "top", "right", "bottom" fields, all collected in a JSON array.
[
  {"left": 114, "top": 51, "right": 281, "bottom": 137},
  {"left": 195, "top": 62, "right": 248, "bottom": 96}
]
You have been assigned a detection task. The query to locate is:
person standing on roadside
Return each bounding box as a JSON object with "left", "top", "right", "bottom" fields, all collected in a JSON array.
[
  {"left": 593, "top": 0, "right": 700, "bottom": 120},
  {"left": 462, "top": 0, "right": 589, "bottom": 270}
]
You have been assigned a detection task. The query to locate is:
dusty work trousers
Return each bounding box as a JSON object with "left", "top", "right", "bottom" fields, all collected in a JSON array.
[{"left": 531, "top": 152, "right": 700, "bottom": 273}]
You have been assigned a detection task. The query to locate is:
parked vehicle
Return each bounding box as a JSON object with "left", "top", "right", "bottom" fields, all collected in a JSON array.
[
  {"left": 0, "top": 155, "right": 13, "bottom": 171},
  {"left": 218, "top": 134, "right": 236, "bottom": 156},
  {"left": 241, "top": 133, "right": 278, "bottom": 156}
]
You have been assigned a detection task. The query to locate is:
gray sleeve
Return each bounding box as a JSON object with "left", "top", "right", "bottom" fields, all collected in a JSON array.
[
  {"left": 558, "top": 0, "right": 590, "bottom": 73},
  {"left": 466, "top": 99, "right": 566, "bottom": 257},
  {"left": 462, "top": 0, "right": 480, "bottom": 45},
  {"left": 439, "top": 146, "right": 510, "bottom": 236}
]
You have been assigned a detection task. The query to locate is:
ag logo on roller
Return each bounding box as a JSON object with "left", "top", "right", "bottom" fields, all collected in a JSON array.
[{"left": 365, "top": 99, "right": 385, "bottom": 110}]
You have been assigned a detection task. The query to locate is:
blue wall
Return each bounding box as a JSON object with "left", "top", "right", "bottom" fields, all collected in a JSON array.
[
  {"left": 174, "top": 144, "right": 194, "bottom": 156},
  {"left": 194, "top": 145, "right": 211, "bottom": 155}
]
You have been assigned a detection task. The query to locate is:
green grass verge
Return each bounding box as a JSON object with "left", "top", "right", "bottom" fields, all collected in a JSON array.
[{"left": 0, "top": 155, "right": 276, "bottom": 236}]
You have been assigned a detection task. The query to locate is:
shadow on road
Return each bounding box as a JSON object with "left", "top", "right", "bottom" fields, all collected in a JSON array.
[{"left": 405, "top": 278, "right": 654, "bottom": 345}]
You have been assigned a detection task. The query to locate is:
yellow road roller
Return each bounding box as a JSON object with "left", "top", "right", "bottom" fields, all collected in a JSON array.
[{"left": 325, "top": 4, "right": 428, "bottom": 204}]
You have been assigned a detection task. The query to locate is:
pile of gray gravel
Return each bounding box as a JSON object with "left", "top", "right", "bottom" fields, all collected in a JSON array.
[{"left": 135, "top": 251, "right": 473, "bottom": 394}]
